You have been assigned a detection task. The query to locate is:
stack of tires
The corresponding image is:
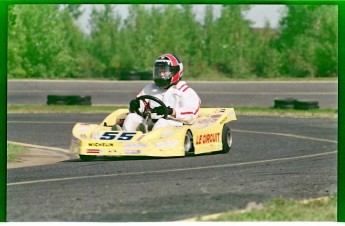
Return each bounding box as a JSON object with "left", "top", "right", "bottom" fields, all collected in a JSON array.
[
  {"left": 273, "top": 98, "right": 296, "bottom": 109},
  {"left": 47, "top": 95, "right": 92, "bottom": 105},
  {"left": 274, "top": 98, "right": 319, "bottom": 110},
  {"left": 119, "top": 70, "right": 152, "bottom": 80},
  {"left": 293, "top": 100, "right": 319, "bottom": 110}
]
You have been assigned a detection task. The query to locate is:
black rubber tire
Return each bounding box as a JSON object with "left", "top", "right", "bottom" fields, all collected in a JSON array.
[
  {"left": 294, "top": 100, "right": 319, "bottom": 110},
  {"left": 274, "top": 98, "right": 297, "bottom": 109},
  {"left": 67, "top": 95, "right": 91, "bottom": 105},
  {"left": 184, "top": 130, "right": 194, "bottom": 155},
  {"left": 220, "top": 123, "right": 232, "bottom": 153},
  {"left": 79, "top": 155, "right": 97, "bottom": 161},
  {"left": 47, "top": 95, "right": 68, "bottom": 105},
  {"left": 47, "top": 95, "right": 92, "bottom": 105}
]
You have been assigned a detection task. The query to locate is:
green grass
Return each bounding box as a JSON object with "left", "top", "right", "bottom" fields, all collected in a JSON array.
[
  {"left": 201, "top": 196, "right": 337, "bottom": 221},
  {"left": 235, "top": 106, "right": 337, "bottom": 118},
  {"left": 7, "top": 105, "right": 125, "bottom": 114},
  {"left": 7, "top": 143, "right": 29, "bottom": 163},
  {"left": 7, "top": 105, "right": 337, "bottom": 118}
]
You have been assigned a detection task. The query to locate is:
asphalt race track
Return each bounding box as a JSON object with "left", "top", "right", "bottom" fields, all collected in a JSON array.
[
  {"left": 7, "top": 113, "right": 337, "bottom": 221},
  {"left": 8, "top": 80, "right": 338, "bottom": 108}
]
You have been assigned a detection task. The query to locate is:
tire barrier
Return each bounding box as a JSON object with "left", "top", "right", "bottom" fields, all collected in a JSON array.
[
  {"left": 274, "top": 98, "right": 297, "bottom": 109},
  {"left": 294, "top": 100, "right": 319, "bottom": 110},
  {"left": 274, "top": 98, "right": 319, "bottom": 110},
  {"left": 119, "top": 70, "right": 151, "bottom": 80},
  {"left": 47, "top": 95, "right": 92, "bottom": 105}
]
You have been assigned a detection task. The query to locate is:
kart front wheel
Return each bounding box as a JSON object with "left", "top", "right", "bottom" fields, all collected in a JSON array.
[
  {"left": 79, "top": 155, "right": 97, "bottom": 161},
  {"left": 184, "top": 131, "right": 194, "bottom": 155},
  {"left": 221, "top": 124, "right": 232, "bottom": 153}
]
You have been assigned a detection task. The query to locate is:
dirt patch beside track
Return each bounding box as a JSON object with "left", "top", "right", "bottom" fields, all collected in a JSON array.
[{"left": 7, "top": 147, "right": 71, "bottom": 169}]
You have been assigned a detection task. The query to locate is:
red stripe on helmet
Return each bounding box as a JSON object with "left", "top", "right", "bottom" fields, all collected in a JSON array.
[
  {"left": 171, "top": 73, "right": 180, "bottom": 84},
  {"left": 162, "top": 54, "right": 179, "bottom": 66}
]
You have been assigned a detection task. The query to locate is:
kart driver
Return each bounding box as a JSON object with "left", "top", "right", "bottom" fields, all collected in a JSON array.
[{"left": 121, "top": 53, "right": 201, "bottom": 131}]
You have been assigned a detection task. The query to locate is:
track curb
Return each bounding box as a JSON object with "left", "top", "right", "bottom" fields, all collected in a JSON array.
[{"left": 7, "top": 141, "right": 72, "bottom": 169}]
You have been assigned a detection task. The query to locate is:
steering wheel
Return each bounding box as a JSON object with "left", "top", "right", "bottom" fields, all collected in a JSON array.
[{"left": 134, "top": 95, "right": 168, "bottom": 119}]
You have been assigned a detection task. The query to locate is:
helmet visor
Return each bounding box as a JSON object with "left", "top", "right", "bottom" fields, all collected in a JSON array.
[{"left": 153, "top": 63, "right": 173, "bottom": 81}]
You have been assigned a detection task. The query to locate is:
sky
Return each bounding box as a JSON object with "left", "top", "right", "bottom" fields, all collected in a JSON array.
[
  {"left": 77, "top": 4, "right": 286, "bottom": 34},
  {"left": 244, "top": 5, "right": 286, "bottom": 27}
]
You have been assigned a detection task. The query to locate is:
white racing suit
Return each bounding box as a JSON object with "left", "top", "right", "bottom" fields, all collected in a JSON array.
[{"left": 122, "top": 81, "right": 201, "bottom": 131}]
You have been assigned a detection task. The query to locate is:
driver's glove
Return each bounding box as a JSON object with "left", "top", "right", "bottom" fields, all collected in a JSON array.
[
  {"left": 154, "top": 106, "right": 173, "bottom": 116},
  {"left": 129, "top": 99, "right": 140, "bottom": 113}
]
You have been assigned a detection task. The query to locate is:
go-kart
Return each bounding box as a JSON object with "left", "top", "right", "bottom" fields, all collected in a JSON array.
[{"left": 70, "top": 95, "right": 237, "bottom": 161}]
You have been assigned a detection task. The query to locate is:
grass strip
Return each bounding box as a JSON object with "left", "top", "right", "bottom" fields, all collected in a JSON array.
[
  {"left": 7, "top": 105, "right": 337, "bottom": 118},
  {"left": 201, "top": 196, "right": 337, "bottom": 222},
  {"left": 7, "top": 105, "right": 124, "bottom": 114},
  {"left": 236, "top": 107, "right": 337, "bottom": 118},
  {"left": 7, "top": 143, "right": 29, "bottom": 163}
]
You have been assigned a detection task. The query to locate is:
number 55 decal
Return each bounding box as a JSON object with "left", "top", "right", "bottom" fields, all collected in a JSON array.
[{"left": 100, "top": 132, "right": 136, "bottom": 141}]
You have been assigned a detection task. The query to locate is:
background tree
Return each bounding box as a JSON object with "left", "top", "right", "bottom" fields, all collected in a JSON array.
[
  {"left": 59, "top": 5, "right": 93, "bottom": 78},
  {"left": 7, "top": 4, "right": 82, "bottom": 78},
  {"left": 120, "top": 5, "right": 204, "bottom": 77},
  {"left": 121, "top": 5, "right": 155, "bottom": 71},
  {"left": 251, "top": 22, "right": 282, "bottom": 78},
  {"left": 277, "top": 5, "right": 338, "bottom": 77},
  {"left": 7, "top": 4, "right": 338, "bottom": 79},
  {"left": 208, "top": 5, "right": 254, "bottom": 78},
  {"left": 89, "top": 5, "right": 122, "bottom": 78}
]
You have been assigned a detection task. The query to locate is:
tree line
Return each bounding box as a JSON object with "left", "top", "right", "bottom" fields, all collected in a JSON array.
[{"left": 7, "top": 4, "right": 338, "bottom": 80}]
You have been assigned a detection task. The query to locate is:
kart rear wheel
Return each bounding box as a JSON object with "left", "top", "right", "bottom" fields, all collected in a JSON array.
[
  {"left": 221, "top": 123, "right": 232, "bottom": 153},
  {"left": 79, "top": 155, "right": 97, "bottom": 161},
  {"left": 184, "top": 131, "right": 194, "bottom": 155}
]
